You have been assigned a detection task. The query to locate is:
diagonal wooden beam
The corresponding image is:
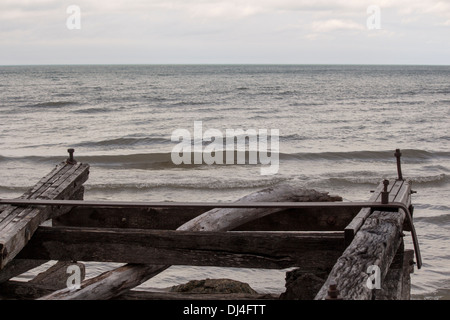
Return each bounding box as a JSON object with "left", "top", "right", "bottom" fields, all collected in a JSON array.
[{"left": 0, "top": 162, "right": 89, "bottom": 270}]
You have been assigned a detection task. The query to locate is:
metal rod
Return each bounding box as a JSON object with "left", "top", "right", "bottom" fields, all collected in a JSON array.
[
  {"left": 0, "top": 198, "right": 416, "bottom": 209},
  {"left": 0, "top": 198, "right": 421, "bottom": 269},
  {"left": 394, "top": 149, "right": 403, "bottom": 181}
]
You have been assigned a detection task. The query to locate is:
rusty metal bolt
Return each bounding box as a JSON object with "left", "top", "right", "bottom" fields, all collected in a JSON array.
[
  {"left": 67, "top": 148, "right": 77, "bottom": 165},
  {"left": 381, "top": 179, "right": 389, "bottom": 204},
  {"left": 383, "top": 179, "right": 389, "bottom": 192},
  {"left": 326, "top": 215, "right": 336, "bottom": 226},
  {"left": 325, "top": 280, "right": 343, "bottom": 300}
]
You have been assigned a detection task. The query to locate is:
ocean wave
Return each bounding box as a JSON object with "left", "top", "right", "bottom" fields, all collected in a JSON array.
[
  {"left": 74, "top": 137, "right": 172, "bottom": 148},
  {"left": 281, "top": 149, "right": 450, "bottom": 162},
  {"left": 85, "top": 176, "right": 288, "bottom": 191},
  {"left": 410, "top": 174, "right": 449, "bottom": 186},
  {"left": 169, "top": 101, "right": 210, "bottom": 107},
  {"left": 319, "top": 174, "right": 449, "bottom": 187},
  {"left": 21, "top": 101, "right": 79, "bottom": 108},
  {"left": 1, "top": 149, "right": 449, "bottom": 167},
  {"left": 416, "top": 213, "right": 450, "bottom": 225},
  {"left": 72, "top": 107, "right": 111, "bottom": 114},
  {"left": 0, "top": 185, "right": 28, "bottom": 193}
]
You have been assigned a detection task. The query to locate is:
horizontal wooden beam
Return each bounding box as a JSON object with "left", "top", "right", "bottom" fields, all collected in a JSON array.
[
  {"left": 53, "top": 206, "right": 211, "bottom": 230},
  {"left": 18, "top": 226, "right": 345, "bottom": 270},
  {"left": 54, "top": 206, "right": 360, "bottom": 232}
]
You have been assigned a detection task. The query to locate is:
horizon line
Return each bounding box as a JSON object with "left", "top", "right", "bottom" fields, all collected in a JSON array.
[{"left": 1, "top": 63, "right": 450, "bottom": 67}]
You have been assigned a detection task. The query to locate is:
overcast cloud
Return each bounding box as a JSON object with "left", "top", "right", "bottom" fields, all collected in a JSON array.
[{"left": 0, "top": 0, "right": 449, "bottom": 65}]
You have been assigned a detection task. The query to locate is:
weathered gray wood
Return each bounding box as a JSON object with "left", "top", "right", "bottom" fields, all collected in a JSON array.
[
  {"left": 235, "top": 206, "right": 359, "bottom": 231},
  {"left": 0, "top": 162, "right": 89, "bottom": 270},
  {"left": 0, "top": 281, "right": 277, "bottom": 300},
  {"left": 30, "top": 261, "right": 86, "bottom": 291},
  {"left": 177, "top": 186, "right": 342, "bottom": 231},
  {"left": 0, "top": 259, "right": 49, "bottom": 284},
  {"left": 344, "top": 180, "right": 396, "bottom": 245},
  {"left": 315, "top": 182, "right": 412, "bottom": 300},
  {"left": 40, "top": 263, "right": 170, "bottom": 300},
  {"left": 53, "top": 206, "right": 211, "bottom": 230},
  {"left": 279, "top": 269, "right": 327, "bottom": 300},
  {"left": 19, "top": 226, "right": 345, "bottom": 269},
  {"left": 315, "top": 209, "right": 406, "bottom": 300},
  {"left": 0, "top": 280, "right": 54, "bottom": 300},
  {"left": 54, "top": 205, "right": 358, "bottom": 232},
  {"left": 40, "top": 185, "right": 341, "bottom": 300},
  {"left": 375, "top": 249, "right": 414, "bottom": 300}
]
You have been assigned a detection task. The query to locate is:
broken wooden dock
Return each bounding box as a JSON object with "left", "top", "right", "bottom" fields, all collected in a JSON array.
[{"left": 0, "top": 149, "right": 420, "bottom": 300}]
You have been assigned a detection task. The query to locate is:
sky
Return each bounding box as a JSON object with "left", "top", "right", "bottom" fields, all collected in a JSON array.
[{"left": 1, "top": 0, "right": 449, "bottom": 65}]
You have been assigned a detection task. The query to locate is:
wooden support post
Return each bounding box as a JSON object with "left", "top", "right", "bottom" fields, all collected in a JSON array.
[
  {"left": 39, "top": 185, "right": 342, "bottom": 300},
  {"left": 315, "top": 181, "right": 413, "bottom": 300},
  {"left": 0, "top": 161, "right": 89, "bottom": 270},
  {"left": 375, "top": 248, "right": 415, "bottom": 300}
]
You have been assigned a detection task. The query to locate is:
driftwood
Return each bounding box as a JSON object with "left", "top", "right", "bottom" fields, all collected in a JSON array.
[{"left": 39, "top": 185, "right": 341, "bottom": 300}]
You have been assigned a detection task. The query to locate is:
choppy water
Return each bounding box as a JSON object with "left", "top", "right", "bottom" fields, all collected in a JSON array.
[{"left": 0, "top": 65, "right": 449, "bottom": 299}]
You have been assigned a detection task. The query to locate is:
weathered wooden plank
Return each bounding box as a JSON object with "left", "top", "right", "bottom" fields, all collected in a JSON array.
[
  {"left": 0, "top": 162, "right": 89, "bottom": 270},
  {"left": 315, "top": 192, "right": 409, "bottom": 301},
  {"left": 54, "top": 206, "right": 359, "bottom": 232},
  {"left": 30, "top": 261, "right": 86, "bottom": 291},
  {"left": 0, "top": 281, "right": 277, "bottom": 300},
  {"left": 344, "top": 179, "right": 404, "bottom": 245},
  {"left": 177, "top": 187, "right": 342, "bottom": 232},
  {"left": 53, "top": 207, "right": 211, "bottom": 230},
  {"left": 235, "top": 206, "right": 360, "bottom": 231},
  {"left": 0, "top": 259, "right": 49, "bottom": 284},
  {"left": 316, "top": 181, "right": 414, "bottom": 300},
  {"left": 375, "top": 248, "right": 414, "bottom": 300},
  {"left": 19, "top": 226, "right": 345, "bottom": 270},
  {"left": 0, "top": 280, "right": 55, "bottom": 300},
  {"left": 40, "top": 186, "right": 341, "bottom": 300},
  {"left": 344, "top": 181, "right": 384, "bottom": 245}
]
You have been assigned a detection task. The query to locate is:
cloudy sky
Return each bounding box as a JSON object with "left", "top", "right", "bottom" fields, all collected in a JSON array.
[{"left": 1, "top": 0, "right": 449, "bottom": 65}]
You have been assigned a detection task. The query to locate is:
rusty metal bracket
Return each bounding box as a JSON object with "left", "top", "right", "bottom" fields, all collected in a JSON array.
[
  {"left": 381, "top": 179, "right": 390, "bottom": 204},
  {"left": 66, "top": 148, "right": 77, "bottom": 165}
]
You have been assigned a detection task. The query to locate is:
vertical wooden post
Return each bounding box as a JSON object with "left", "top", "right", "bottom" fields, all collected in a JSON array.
[{"left": 375, "top": 242, "right": 415, "bottom": 300}]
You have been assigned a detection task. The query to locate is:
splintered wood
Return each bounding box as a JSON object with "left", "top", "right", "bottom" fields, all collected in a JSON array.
[{"left": 0, "top": 162, "right": 89, "bottom": 270}]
